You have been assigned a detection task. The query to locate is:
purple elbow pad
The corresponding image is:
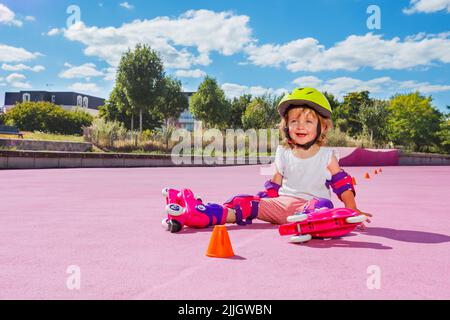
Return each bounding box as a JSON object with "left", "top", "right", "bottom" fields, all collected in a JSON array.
[{"left": 325, "top": 170, "right": 355, "bottom": 200}]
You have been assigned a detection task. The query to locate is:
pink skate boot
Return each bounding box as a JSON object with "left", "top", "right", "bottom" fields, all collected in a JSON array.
[{"left": 162, "top": 187, "right": 227, "bottom": 233}]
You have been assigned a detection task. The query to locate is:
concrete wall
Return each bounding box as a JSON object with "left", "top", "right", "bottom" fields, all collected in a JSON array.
[
  {"left": 0, "top": 150, "right": 272, "bottom": 169},
  {"left": 399, "top": 152, "right": 450, "bottom": 166},
  {"left": 0, "top": 138, "right": 92, "bottom": 152}
]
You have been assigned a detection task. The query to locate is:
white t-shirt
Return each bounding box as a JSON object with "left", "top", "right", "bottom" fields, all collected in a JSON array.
[{"left": 274, "top": 145, "right": 339, "bottom": 200}]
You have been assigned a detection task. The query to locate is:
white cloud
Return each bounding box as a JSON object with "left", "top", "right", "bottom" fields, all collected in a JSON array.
[
  {"left": 25, "top": 15, "right": 36, "bottom": 22},
  {"left": 6, "top": 73, "right": 26, "bottom": 83},
  {"left": 292, "top": 76, "right": 323, "bottom": 88},
  {"left": 59, "top": 63, "right": 104, "bottom": 79},
  {"left": 69, "top": 82, "right": 100, "bottom": 93},
  {"left": 0, "top": 4, "right": 23, "bottom": 27},
  {"left": 2, "top": 63, "right": 45, "bottom": 72},
  {"left": 63, "top": 10, "right": 252, "bottom": 69},
  {"left": 10, "top": 81, "right": 32, "bottom": 89},
  {"left": 174, "top": 69, "right": 206, "bottom": 78},
  {"left": 245, "top": 32, "right": 450, "bottom": 72},
  {"left": 221, "top": 83, "right": 288, "bottom": 99},
  {"left": 396, "top": 80, "right": 450, "bottom": 93},
  {"left": 47, "top": 28, "right": 61, "bottom": 36},
  {"left": 103, "top": 67, "right": 116, "bottom": 81},
  {"left": 5, "top": 72, "right": 32, "bottom": 89},
  {"left": 292, "top": 75, "right": 450, "bottom": 99},
  {"left": 120, "top": 2, "right": 134, "bottom": 10},
  {"left": 403, "top": 0, "right": 450, "bottom": 14},
  {"left": 0, "top": 44, "right": 41, "bottom": 62}
]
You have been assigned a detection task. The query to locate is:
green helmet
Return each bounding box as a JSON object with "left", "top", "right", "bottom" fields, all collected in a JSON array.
[{"left": 278, "top": 87, "right": 332, "bottom": 118}]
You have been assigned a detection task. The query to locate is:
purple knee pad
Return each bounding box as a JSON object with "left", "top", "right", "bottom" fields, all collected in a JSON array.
[{"left": 301, "top": 198, "right": 334, "bottom": 214}]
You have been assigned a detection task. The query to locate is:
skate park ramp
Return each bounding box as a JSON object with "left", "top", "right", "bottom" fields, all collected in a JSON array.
[{"left": 0, "top": 165, "right": 449, "bottom": 299}]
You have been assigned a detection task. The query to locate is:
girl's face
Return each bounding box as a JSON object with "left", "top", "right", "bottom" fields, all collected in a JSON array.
[{"left": 287, "top": 107, "right": 319, "bottom": 145}]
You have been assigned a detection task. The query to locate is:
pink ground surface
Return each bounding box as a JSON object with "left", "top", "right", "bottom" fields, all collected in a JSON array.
[{"left": 1, "top": 165, "right": 449, "bottom": 300}]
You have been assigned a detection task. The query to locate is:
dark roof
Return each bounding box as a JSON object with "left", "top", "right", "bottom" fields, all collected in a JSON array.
[{"left": 4, "top": 91, "right": 105, "bottom": 109}]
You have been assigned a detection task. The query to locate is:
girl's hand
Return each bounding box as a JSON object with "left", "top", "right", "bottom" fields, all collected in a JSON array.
[{"left": 354, "top": 209, "right": 372, "bottom": 230}]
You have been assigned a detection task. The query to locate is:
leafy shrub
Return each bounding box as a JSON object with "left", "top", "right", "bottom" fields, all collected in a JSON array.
[{"left": 3, "top": 102, "right": 93, "bottom": 135}]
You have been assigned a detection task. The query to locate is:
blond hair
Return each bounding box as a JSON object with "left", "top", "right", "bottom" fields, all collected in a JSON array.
[{"left": 279, "top": 106, "right": 333, "bottom": 149}]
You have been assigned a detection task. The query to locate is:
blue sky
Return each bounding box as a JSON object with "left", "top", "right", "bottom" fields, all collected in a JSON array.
[{"left": 1, "top": 0, "right": 449, "bottom": 112}]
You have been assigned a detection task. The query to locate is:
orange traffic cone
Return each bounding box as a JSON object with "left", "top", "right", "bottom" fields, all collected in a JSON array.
[
  {"left": 364, "top": 172, "right": 370, "bottom": 179},
  {"left": 206, "top": 225, "right": 235, "bottom": 258},
  {"left": 352, "top": 177, "right": 357, "bottom": 185},
  {"left": 379, "top": 168, "right": 383, "bottom": 173},
  {"left": 374, "top": 169, "right": 378, "bottom": 175}
]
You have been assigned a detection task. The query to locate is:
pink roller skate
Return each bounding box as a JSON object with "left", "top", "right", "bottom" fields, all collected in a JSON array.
[
  {"left": 278, "top": 198, "right": 367, "bottom": 243},
  {"left": 162, "top": 187, "right": 227, "bottom": 233},
  {"left": 161, "top": 180, "right": 281, "bottom": 233}
]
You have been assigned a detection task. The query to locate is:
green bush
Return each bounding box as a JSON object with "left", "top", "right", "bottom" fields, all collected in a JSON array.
[{"left": 3, "top": 102, "right": 93, "bottom": 135}]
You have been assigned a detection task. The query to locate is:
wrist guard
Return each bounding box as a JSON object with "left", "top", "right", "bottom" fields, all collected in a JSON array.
[{"left": 257, "top": 180, "right": 281, "bottom": 198}]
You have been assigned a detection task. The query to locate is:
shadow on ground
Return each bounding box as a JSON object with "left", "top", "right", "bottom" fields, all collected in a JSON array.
[
  {"left": 175, "top": 222, "right": 278, "bottom": 234},
  {"left": 359, "top": 227, "right": 450, "bottom": 244}
]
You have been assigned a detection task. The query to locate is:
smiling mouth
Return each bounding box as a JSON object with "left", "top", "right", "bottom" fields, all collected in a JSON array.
[{"left": 295, "top": 133, "right": 308, "bottom": 138}]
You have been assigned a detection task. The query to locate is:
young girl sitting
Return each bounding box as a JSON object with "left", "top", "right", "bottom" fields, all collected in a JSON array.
[{"left": 164, "top": 87, "right": 371, "bottom": 233}]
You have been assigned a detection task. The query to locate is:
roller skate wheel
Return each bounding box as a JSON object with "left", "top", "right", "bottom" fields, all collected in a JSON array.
[
  {"left": 290, "top": 234, "right": 312, "bottom": 243},
  {"left": 162, "top": 187, "right": 169, "bottom": 197},
  {"left": 195, "top": 195, "right": 202, "bottom": 202},
  {"left": 166, "top": 203, "right": 185, "bottom": 216},
  {"left": 286, "top": 214, "right": 308, "bottom": 223},
  {"left": 195, "top": 204, "right": 206, "bottom": 212},
  {"left": 161, "top": 218, "right": 169, "bottom": 230},
  {"left": 346, "top": 215, "right": 367, "bottom": 224}
]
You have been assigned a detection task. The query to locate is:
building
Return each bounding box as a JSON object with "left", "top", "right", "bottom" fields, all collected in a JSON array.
[
  {"left": 2, "top": 91, "right": 105, "bottom": 115},
  {"left": 3, "top": 90, "right": 200, "bottom": 131},
  {"left": 175, "top": 92, "right": 202, "bottom": 132},
  {"left": 176, "top": 92, "right": 195, "bottom": 131}
]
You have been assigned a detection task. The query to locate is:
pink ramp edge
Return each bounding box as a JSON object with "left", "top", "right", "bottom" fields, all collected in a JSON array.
[{"left": 336, "top": 147, "right": 399, "bottom": 166}]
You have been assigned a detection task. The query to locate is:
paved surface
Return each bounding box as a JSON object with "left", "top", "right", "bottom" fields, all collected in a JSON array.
[{"left": 1, "top": 165, "right": 449, "bottom": 299}]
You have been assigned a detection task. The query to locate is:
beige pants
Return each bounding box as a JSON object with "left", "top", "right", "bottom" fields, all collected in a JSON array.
[{"left": 257, "top": 195, "right": 308, "bottom": 225}]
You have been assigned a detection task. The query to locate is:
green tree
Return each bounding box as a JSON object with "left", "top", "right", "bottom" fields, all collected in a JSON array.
[
  {"left": 387, "top": 92, "right": 442, "bottom": 152},
  {"left": 242, "top": 97, "right": 272, "bottom": 130},
  {"left": 230, "top": 94, "right": 252, "bottom": 129},
  {"left": 156, "top": 76, "right": 189, "bottom": 148},
  {"left": 157, "top": 76, "right": 188, "bottom": 127},
  {"left": 325, "top": 92, "right": 346, "bottom": 130},
  {"left": 100, "top": 84, "right": 162, "bottom": 131},
  {"left": 99, "top": 84, "right": 132, "bottom": 126},
  {"left": 341, "top": 91, "right": 371, "bottom": 137},
  {"left": 437, "top": 106, "right": 450, "bottom": 154},
  {"left": 116, "top": 44, "right": 165, "bottom": 132},
  {"left": 190, "top": 76, "right": 230, "bottom": 128},
  {"left": 357, "top": 99, "right": 390, "bottom": 147},
  {"left": 261, "top": 93, "right": 284, "bottom": 128}
]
